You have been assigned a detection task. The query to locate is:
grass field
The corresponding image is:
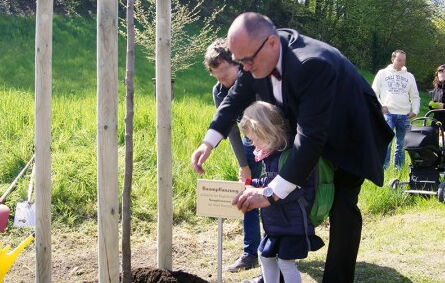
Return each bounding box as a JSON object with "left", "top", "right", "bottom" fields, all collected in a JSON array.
[
  {"left": 0, "top": 14, "right": 228, "bottom": 227},
  {"left": 1, "top": 14, "right": 445, "bottom": 282}
]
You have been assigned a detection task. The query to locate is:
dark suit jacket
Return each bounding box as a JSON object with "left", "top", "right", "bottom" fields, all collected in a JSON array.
[{"left": 210, "top": 29, "right": 394, "bottom": 186}]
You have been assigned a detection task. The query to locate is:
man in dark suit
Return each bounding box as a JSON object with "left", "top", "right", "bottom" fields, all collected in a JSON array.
[{"left": 191, "top": 12, "right": 393, "bottom": 283}]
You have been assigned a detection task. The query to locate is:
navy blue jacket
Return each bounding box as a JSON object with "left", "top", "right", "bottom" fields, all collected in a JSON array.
[
  {"left": 209, "top": 29, "right": 394, "bottom": 187},
  {"left": 212, "top": 82, "right": 248, "bottom": 168},
  {"left": 252, "top": 151, "right": 316, "bottom": 236}
]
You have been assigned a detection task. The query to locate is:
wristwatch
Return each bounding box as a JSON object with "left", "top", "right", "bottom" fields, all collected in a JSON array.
[{"left": 262, "top": 187, "right": 276, "bottom": 205}]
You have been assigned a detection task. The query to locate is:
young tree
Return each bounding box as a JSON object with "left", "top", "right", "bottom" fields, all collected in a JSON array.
[
  {"left": 122, "top": 0, "right": 135, "bottom": 281},
  {"left": 130, "top": 0, "right": 224, "bottom": 76}
]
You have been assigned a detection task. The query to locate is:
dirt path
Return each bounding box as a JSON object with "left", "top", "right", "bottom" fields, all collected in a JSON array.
[
  {"left": 4, "top": 209, "right": 445, "bottom": 282},
  {"left": 5, "top": 220, "right": 324, "bottom": 282}
]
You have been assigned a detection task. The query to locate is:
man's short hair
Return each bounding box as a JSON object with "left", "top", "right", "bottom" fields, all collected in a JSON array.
[
  {"left": 391, "top": 49, "right": 406, "bottom": 59},
  {"left": 241, "top": 13, "right": 278, "bottom": 41},
  {"left": 204, "top": 38, "right": 238, "bottom": 71}
]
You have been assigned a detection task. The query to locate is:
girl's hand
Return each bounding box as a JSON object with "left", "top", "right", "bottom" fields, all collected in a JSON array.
[{"left": 238, "top": 166, "right": 252, "bottom": 182}]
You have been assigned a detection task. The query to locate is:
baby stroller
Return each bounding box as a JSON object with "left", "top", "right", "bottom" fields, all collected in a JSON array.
[{"left": 388, "top": 109, "right": 445, "bottom": 203}]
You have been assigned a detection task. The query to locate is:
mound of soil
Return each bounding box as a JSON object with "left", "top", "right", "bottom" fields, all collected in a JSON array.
[{"left": 131, "top": 267, "right": 209, "bottom": 283}]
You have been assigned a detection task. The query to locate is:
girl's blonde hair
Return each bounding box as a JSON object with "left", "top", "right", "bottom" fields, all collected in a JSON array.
[{"left": 240, "top": 101, "right": 290, "bottom": 152}]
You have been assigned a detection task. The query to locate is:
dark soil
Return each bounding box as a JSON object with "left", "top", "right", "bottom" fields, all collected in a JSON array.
[
  {"left": 84, "top": 267, "right": 209, "bottom": 283},
  {"left": 131, "top": 267, "right": 209, "bottom": 283}
]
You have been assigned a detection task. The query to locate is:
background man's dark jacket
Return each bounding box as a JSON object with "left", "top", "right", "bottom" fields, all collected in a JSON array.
[{"left": 210, "top": 29, "right": 394, "bottom": 186}]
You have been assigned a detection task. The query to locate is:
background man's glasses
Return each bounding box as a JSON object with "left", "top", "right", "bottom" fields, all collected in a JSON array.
[
  {"left": 234, "top": 36, "right": 269, "bottom": 65},
  {"left": 438, "top": 69, "right": 444, "bottom": 73}
]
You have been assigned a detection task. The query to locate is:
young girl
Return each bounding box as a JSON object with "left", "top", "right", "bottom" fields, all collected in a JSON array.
[{"left": 239, "top": 101, "right": 324, "bottom": 283}]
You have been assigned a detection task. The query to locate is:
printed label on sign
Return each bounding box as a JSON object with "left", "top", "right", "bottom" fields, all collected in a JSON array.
[{"left": 196, "top": 179, "right": 244, "bottom": 219}]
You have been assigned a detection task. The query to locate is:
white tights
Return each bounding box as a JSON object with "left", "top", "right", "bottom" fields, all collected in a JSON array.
[{"left": 259, "top": 255, "right": 302, "bottom": 283}]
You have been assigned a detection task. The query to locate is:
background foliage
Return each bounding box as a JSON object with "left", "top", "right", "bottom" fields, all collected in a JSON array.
[{"left": 2, "top": 0, "right": 445, "bottom": 88}]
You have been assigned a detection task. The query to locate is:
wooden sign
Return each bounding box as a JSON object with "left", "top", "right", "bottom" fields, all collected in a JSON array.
[{"left": 196, "top": 179, "right": 244, "bottom": 219}]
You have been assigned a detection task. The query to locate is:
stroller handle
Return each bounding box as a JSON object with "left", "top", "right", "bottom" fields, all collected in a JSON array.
[
  {"left": 411, "top": 112, "right": 445, "bottom": 162},
  {"left": 410, "top": 116, "right": 439, "bottom": 127},
  {"left": 414, "top": 109, "right": 445, "bottom": 129},
  {"left": 425, "top": 109, "right": 445, "bottom": 119}
]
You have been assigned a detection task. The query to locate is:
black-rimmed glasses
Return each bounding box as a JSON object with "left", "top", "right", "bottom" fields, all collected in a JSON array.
[{"left": 233, "top": 36, "right": 269, "bottom": 65}]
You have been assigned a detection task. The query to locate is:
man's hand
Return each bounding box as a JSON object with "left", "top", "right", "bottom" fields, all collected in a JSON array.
[
  {"left": 232, "top": 187, "right": 270, "bottom": 213},
  {"left": 238, "top": 166, "right": 252, "bottom": 182},
  {"left": 382, "top": 106, "right": 389, "bottom": 114},
  {"left": 191, "top": 142, "right": 213, "bottom": 174},
  {"left": 407, "top": 112, "right": 417, "bottom": 119}
]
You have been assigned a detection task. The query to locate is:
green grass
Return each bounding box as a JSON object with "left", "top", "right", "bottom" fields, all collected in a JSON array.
[
  {"left": 0, "top": 14, "right": 444, "bottom": 231},
  {"left": 0, "top": 14, "right": 228, "bottom": 228}
]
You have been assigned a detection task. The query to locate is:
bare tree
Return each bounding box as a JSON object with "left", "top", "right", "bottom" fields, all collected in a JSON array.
[{"left": 122, "top": 0, "right": 135, "bottom": 282}]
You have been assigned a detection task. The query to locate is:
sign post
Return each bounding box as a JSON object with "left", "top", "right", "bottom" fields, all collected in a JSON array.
[
  {"left": 196, "top": 179, "right": 244, "bottom": 283},
  {"left": 217, "top": 217, "right": 223, "bottom": 283}
]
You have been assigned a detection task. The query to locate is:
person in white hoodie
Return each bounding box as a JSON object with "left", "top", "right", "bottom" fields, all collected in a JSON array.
[{"left": 372, "top": 50, "right": 420, "bottom": 169}]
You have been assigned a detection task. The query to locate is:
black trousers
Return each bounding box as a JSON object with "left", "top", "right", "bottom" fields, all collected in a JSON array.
[{"left": 322, "top": 168, "right": 364, "bottom": 283}]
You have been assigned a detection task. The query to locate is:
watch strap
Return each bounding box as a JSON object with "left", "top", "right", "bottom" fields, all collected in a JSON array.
[
  {"left": 263, "top": 187, "right": 276, "bottom": 205},
  {"left": 267, "top": 195, "right": 276, "bottom": 205}
]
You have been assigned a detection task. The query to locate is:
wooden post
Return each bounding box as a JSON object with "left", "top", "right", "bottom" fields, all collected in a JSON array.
[
  {"left": 97, "top": 0, "right": 119, "bottom": 282},
  {"left": 217, "top": 218, "right": 223, "bottom": 283},
  {"left": 35, "top": 0, "right": 53, "bottom": 282},
  {"left": 156, "top": 0, "right": 173, "bottom": 269}
]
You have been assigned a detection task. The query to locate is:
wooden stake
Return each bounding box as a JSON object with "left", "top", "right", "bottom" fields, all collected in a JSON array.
[
  {"left": 35, "top": 0, "right": 53, "bottom": 282},
  {"left": 156, "top": 0, "right": 173, "bottom": 270},
  {"left": 97, "top": 0, "right": 119, "bottom": 281}
]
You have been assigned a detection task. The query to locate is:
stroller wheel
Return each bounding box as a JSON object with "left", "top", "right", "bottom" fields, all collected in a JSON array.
[
  {"left": 388, "top": 178, "right": 400, "bottom": 189},
  {"left": 438, "top": 182, "right": 445, "bottom": 203}
]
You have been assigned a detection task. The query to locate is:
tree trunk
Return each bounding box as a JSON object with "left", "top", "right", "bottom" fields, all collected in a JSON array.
[{"left": 122, "top": 0, "right": 135, "bottom": 282}]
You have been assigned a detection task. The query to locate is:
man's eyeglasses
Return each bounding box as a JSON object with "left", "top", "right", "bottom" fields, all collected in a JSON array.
[
  {"left": 234, "top": 36, "right": 269, "bottom": 65},
  {"left": 438, "top": 69, "right": 444, "bottom": 73}
]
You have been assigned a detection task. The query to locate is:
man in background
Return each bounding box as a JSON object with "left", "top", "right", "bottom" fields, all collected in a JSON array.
[{"left": 372, "top": 50, "right": 420, "bottom": 169}]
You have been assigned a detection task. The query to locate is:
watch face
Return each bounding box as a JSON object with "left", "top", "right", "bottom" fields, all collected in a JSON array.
[{"left": 263, "top": 187, "right": 273, "bottom": 197}]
